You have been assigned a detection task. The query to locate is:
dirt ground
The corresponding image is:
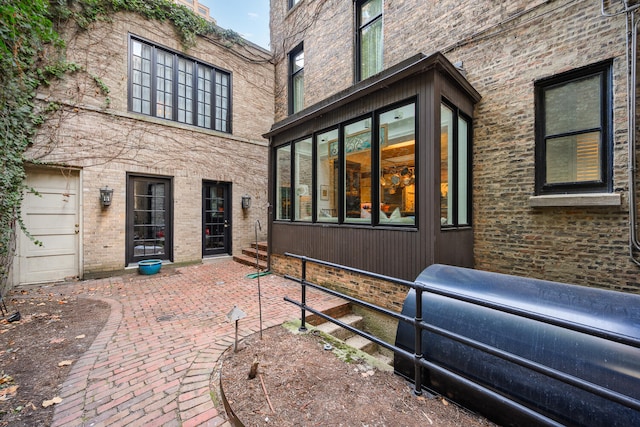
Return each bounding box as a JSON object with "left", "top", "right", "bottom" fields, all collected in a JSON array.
[
  {"left": 1, "top": 288, "right": 495, "bottom": 427},
  {"left": 220, "top": 325, "right": 496, "bottom": 427},
  {"left": 0, "top": 289, "right": 110, "bottom": 427}
]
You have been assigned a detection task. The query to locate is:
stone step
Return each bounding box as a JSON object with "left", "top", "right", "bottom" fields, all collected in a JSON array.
[
  {"left": 314, "top": 314, "right": 363, "bottom": 341},
  {"left": 251, "top": 241, "right": 268, "bottom": 252},
  {"left": 241, "top": 247, "right": 268, "bottom": 261},
  {"left": 233, "top": 253, "right": 267, "bottom": 270}
]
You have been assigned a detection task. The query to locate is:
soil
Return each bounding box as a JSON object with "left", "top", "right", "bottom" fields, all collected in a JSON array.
[
  {"left": 219, "top": 325, "right": 496, "bottom": 427},
  {"left": 0, "top": 289, "right": 110, "bottom": 427},
  {"left": 1, "top": 288, "right": 495, "bottom": 427}
]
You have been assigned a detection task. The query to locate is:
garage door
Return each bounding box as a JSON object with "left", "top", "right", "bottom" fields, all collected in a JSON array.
[{"left": 16, "top": 168, "right": 80, "bottom": 284}]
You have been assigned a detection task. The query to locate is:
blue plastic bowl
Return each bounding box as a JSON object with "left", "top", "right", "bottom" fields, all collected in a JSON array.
[{"left": 138, "top": 259, "right": 162, "bottom": 275}]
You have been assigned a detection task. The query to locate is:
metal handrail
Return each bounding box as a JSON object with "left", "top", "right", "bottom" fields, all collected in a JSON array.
[{"left": 283, "top": 253, "right": 640, "bottom": 423}]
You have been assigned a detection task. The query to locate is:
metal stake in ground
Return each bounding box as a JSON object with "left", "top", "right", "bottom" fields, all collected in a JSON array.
[
  {"left": 255, "top": 219, "right": 263, "bottom": 339},
  {"left": 226, "top": 305, "right": 247, "bottom": 352}
]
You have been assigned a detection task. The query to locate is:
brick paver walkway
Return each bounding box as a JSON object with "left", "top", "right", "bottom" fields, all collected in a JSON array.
[{"left": 44, "top": 258, "right": 344, "bottom": 427}]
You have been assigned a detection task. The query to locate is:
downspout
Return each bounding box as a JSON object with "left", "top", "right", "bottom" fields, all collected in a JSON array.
[
  {"left": 627, "top": 7, "right": 640, "bottom": 265},
  {"left": 606, "top": 0, "right": 640, "bottom": 265}
]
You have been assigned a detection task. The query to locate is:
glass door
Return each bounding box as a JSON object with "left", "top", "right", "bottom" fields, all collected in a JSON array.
[
  {"left": 203, "top": 181, "right": 231, "bottom": 256},
  {"left": 127, "top": 175, "right": 173, "bottom": 263}
]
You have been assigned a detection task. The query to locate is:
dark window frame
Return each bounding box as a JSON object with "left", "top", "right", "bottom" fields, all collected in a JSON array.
[
  {"left": 288, "top": 42, "right": 304, "bottom": 115},
  {"left": 355, "top": 0, "right": 383, "bottom": 82},
  {"left": 128, "top": 35, "right": 232, "bottom": 133},
  {"left": 274, "top": 98, "right": 418, "bottom": 228},
  {"left": 534, "top": 60, "right": 613, "bottom": 195},
  {"left": 440, "top": 99, "right": 472, "bottom": 229},
  {"left": 288, "top": 0, "right": 301, "bottom": 10},
  {"left": 126, "top": 173, "right": 174, "bottom": 264}
]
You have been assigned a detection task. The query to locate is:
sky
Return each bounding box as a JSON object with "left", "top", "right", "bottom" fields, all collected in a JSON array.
[{"left": 198, "top": 0, "right": 271, "bottom": 49}]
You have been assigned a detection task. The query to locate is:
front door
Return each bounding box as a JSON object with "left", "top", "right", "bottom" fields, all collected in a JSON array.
[
  {"left": 203, "top": 181, "right": 231, "bottom": 257},
  {"left": 16, "top": 167, "right": 80, "bottom": 284},
  {"left": 126, "top": 175, "right": 173, "bottom": 264}
]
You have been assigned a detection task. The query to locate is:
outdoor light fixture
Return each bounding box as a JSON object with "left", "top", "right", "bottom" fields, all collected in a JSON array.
[
  {"left": 100, "top": 186, "right": 113, "bottom": 207},
  {"left": 241, "top": 194, "right": 252, "bottom": 209}
]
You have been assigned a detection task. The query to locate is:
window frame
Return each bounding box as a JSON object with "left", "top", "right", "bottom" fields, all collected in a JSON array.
[
  {"left": 534, "top": 60, "right": 613, "bottom": 195},
  {"left": 440, "top": 99, "right": 472, "bottom": 229},
  {"left": 288, "top": 0, "right": 301, "bottom": 10},
  {"left": 288, "top": 42, "right": 304, "bottom": 115},
  {"left": 274, "top": 98, "right": 418, "bottom": 228},
  {"left": 128, "top": 35, "right": 232, "bottom": 133},
  {"left": 355, "top": 0, "right": 383, "bottom": 82}
]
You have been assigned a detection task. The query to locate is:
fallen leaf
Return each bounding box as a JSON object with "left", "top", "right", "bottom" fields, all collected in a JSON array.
[
  {"left": 58, "top": 360, "right": 73, "bottom": 367},
  {"left": 0, "top": 385, "right": 19, "bottom": 400},
  {"left": 50, "top": 337, "right": 65, "bottom": 344},
  {"left": 58, "top": 300, "right": 68, "bottom": 304},
  {"left": 75, "top": 334, "right": 85, "bottom": 339},
  {"left": 37, "top": 303, "right": 46, "bottom": 306},
  {"left": 441, "top": 398, "right": 449, "bottom": 406},
  {"left": 42, "top": 396, "right": 62, "bottom": 407}
]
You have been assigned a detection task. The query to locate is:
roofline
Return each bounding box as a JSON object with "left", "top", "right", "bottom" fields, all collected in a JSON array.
[{"left": 263, "top": 51, "right": 481, "bottom": 139}]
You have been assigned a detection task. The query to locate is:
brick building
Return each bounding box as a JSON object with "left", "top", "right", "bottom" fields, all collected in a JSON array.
[
  {"left": 266, "top": 0, "right": 640, "bottom": 302},
  {"left": 12, "top": 11, "right": 274, "bottom": 284}
]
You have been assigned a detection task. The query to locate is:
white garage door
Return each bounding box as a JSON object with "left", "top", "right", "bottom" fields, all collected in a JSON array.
[{"left": 16, "top": 168, "right": 80, "bottom": 284}]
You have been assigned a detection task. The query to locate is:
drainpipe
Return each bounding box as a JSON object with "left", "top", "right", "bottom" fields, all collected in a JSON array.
[
  {"left": 606, "top": 1, "right": 640, "bottom": 265},
  {"left": 627, "top": 7, "right": 640, "bottom": 265}
]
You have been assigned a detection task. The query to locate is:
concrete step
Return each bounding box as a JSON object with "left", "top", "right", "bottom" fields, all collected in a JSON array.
[
  {"left": 305, "top": 303, "right": 352, "bottom": 326},
  {"left": 345, "top": 334, "right": 377, "bottom": 355},
  {"left": 314, "top": 314, "right": 363, "bottom": 341}
]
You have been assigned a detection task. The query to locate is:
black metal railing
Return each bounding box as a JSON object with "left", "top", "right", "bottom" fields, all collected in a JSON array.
[{"left": 283, "top": 253, "right": 640, "bottom": 426}]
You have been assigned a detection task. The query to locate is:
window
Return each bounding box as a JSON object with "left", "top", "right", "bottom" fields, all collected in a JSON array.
[
  {"left": 275, "top": 100, "right": 416, "bottom": 227},
  {"left": 129, "top": 37, "right": 231, "bottom": 133},
  {"left": 356, "top": 0, "right": 383, "bottom": 81},
  {"left": 379, "top": 104, "right": 416, "bottom": 225},
  {"left": 294, "top": 137, "right": 313, "bottom": 221},
  {"left": 288, "top": 0, "right": 301, "bottom": 9},
  {"left": 289, "top": 43, "right": 304, "bottom": 114},
  {"left": 441, "top": 102, "right": 471, "bottom": 227},
  {"left": 316, "top": 128, "right": 339, "bottom": 222},
  {"left": 276, "top": 145, "right": 292, "bottom": 220},
  {"left": 535, "top": 61, "right": 612, "bottom": 195}
]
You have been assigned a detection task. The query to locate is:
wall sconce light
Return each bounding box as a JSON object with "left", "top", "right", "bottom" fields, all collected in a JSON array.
[
  {"left": 241, "top": 194, "right": 252, "bottom": 210},
  {"left": 100, "top": 186, "right": 113, "bottom": 207}
]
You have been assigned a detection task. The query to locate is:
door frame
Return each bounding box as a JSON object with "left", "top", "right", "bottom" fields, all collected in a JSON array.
[
  {"left": 202, "top": 180, "right": 232, "bottom": 257},
  {"left": 125, "top": 173, "right": 173, "bottom": 264}
]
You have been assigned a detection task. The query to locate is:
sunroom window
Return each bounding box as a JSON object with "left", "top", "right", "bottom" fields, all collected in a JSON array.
[
  {"left": 275, "top": 100, "right": 416, "bottom": 227},
  {"left": 441, "top": 103, "right": 471, "bottom": 227}
]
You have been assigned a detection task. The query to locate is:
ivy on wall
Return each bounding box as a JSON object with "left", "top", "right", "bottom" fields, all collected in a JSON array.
[{"left": 0, "top": 0, "right": 244, "bottom": 293}]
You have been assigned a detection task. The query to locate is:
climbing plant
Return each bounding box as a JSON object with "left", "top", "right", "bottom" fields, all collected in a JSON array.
[{"left": 0, "top": 0, "right": 244, "bottom": 293}]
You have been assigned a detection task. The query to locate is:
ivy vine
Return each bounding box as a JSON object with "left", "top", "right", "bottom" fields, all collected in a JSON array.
[{"left": 0, "top": 0, "right": 245, "bottom": 293}]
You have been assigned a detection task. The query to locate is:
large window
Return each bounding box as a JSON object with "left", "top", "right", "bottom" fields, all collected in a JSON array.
[
  {"left": 356, "top": 0, "right": 383, "bottom": 81},
  {"left": 129, "top": 37, "right": 231, "bottom": 133},
  {"left": 276, "top": 100, "right": 416, "bottom": 227},
  {"left": 441, "top": 102, "right": 471, "bottom": 227},
  {"left": 289, "top": 43, "right": 304, "bottom": 114},
  {"left": 535, "top": 61, "right": 612, "bottom": 195}
]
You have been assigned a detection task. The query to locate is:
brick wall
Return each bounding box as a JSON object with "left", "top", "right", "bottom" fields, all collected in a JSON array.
[
  {"left": 27, "top": 12, "right": 274, "bottom": 277},
  {"left": 269, "top": 0, "right": 640, "bottom": 292}
]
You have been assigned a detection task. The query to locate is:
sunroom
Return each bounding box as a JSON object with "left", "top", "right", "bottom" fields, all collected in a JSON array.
[{"left": 265, "top": 52, "right": 481, "bottom": 282}]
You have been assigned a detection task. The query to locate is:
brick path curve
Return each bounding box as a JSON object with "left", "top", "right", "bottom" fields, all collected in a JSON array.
[{"left": 49, "top": 259, "right": 343, "bottom": 427}]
